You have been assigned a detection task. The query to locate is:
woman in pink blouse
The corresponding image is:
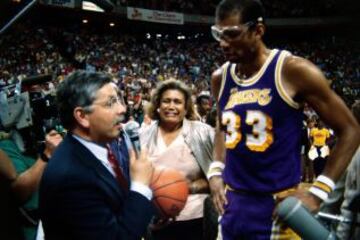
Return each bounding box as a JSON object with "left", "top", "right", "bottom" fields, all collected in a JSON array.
[{"left": 140, "top": 79, "right": 215, "bottom": 240}]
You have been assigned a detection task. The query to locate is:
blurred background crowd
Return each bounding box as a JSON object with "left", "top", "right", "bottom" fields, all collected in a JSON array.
[
  {"left": 119, "top": 0, "right": 356, "bottom": 17},
  {"left": 1, "top": 25, "right": 359, "bottom": 108}
]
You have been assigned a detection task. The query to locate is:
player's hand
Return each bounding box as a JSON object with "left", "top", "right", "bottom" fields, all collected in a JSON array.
[
  {"left": 209, "top": 175, "right": 227, "bottom": 215},
  {"left": 291, "top": 188, "right": 322, "bottom": 213},
  {"left": 274, "top": 188, "right": 321, "bottom": 217},
  {"left": 129, "top": 147, "right": 153, "bottom": 186}
]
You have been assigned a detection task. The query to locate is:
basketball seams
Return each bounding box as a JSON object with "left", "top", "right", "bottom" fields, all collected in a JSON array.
[
  {"left": 150, "top": 167, "right": 165, "bottom": 188},
  {"left": 150, "top": 167, "right": 189, "bottom": 217},
  {"left": 152, "top": 196, "right": 187, "bottom": 203},
  {"left": 151, "top": 180, "right": 188, "bottom": 192}
]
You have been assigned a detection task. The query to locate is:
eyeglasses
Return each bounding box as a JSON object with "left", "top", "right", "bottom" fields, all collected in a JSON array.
[
  {"left": 93, "top": 96, "right": 125, "bottom": 109},
  {"left": 211, "top": 21, "right": 255, "bottom": 42}
]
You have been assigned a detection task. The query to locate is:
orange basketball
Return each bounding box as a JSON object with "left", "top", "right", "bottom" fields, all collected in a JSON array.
[{"left": 150, "top": 167, "right": 189, "bottom": 218}]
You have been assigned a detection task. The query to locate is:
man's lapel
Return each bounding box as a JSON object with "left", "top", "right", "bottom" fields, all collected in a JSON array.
[{"left": 68, "top": 135, "right": 125, "bottom": 198}]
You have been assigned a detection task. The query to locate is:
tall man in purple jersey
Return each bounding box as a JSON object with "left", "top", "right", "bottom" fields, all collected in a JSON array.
[{"left": 208, "top": 0, "right": 360, "bottom": 239}]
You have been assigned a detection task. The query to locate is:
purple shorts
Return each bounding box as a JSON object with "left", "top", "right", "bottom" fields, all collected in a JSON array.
[{"left": 220, "top": 189, "right": 300, "bottom": 240}]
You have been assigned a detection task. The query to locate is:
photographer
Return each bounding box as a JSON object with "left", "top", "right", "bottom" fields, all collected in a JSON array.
[
  {"left": 0, "top": 130, "right": 62, "bottom": 240},
  {"left": 0, "top": 78, "right": 63, "bottom": 240}
]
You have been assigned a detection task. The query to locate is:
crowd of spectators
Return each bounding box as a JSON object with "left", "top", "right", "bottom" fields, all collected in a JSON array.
[
  {"left": 118, "top": 0, "right": 357, "bottom": 17},
  {"left": 0, "top": 25, "right": 74, "bottom": 84},
  {"left": 261, "top": 0, "right": 356, "bottom": 18},
  {"left": 118, "top": 0, "right": 218, "bottom": 15},
  {"left": 271, "top": 39, "right": 360, "bottom": 106},
  {"left": 0, "top": 24, "right": 359, "bottom": 109}
]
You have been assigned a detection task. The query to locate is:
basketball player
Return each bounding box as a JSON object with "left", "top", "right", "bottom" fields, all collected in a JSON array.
[
  {"left": 207, "top": 0, "right": 360, "bottom": 239},
  {"left": 309, "top": 120, "right": 332, "bottom": 176}
]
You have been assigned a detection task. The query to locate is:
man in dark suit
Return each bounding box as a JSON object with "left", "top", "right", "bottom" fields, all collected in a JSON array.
[{"left": 39, "top": 71, "right": 155, "bottom": 240}]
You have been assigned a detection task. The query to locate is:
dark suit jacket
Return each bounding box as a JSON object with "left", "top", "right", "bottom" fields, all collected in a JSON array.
[
  {"left": 0, "top": 182, "right": 23, "bottom": 240},
  {"left": 39, "top": 134, "right": 155, "bottom": 240}
]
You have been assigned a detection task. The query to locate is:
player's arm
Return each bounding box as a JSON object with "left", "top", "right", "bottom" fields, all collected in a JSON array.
[
  {"left": 208, "top": 67, "right": 228, "bottom": 214},
  {"left": 211, "top": 67, "right": 226, "bottom": 172},
  {"left": 283, "top": 56, "right": 360, "bottom": 211}
]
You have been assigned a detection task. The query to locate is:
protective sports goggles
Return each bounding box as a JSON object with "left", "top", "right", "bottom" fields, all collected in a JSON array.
[{"left": 211, "top": 17, "right": 263, "bottom": 42}]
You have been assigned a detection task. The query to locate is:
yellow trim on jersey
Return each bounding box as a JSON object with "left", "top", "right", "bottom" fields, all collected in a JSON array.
[
  {"left": 273, "top": 186, "right": 298, "bottom": 199},
  {"left": 246, "top": 113, "right": 274, "bottom": 152},
  {"left": 270, "top": 185, "right": 301, "bottom": 240},
  {"left": 270, "top": 220, "right": 301, "bottom": 240},
  {"left": 217, "top": 62, "right": 230, "bottom": 102},
  {"left": 222, "top": 111, "right": 242, "bottom": 149},
  {"left": 230, "top": 49, "right": 279, "bottom": 87},
  {"left": 275, "top": 51, "right": 301, "bottom": 109}
]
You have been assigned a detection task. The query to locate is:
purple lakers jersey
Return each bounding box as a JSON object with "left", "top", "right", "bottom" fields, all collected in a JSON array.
[{"left": 218, "top": 49, "right": 303, "bottom": 193}]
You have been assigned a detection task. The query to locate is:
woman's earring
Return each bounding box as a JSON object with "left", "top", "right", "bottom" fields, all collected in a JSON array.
[{"left": 157, "top": 108, "right": 160, "bottom": 113}]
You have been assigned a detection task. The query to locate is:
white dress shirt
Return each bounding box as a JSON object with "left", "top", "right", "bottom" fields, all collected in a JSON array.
[{"left": 72, "top": 134, "right": 152, "bottom": 200}]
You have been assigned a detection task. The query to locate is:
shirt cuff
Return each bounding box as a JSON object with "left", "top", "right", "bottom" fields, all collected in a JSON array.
[{"left": 130, "top": 181, "right": 153, "bottom": 201}]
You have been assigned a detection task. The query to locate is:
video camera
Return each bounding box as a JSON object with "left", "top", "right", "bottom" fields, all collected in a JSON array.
[{"left": 0, "top": 74, "right": 63, "bottom": 155}]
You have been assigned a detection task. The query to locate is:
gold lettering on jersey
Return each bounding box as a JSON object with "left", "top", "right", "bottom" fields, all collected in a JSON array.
[{"left": 225, "top": 89, "right": 272, "bottom": 109}]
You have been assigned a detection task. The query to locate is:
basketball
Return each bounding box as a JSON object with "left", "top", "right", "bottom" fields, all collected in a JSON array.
[{"left": 150, "top": 167, "right": 189, "bottom": 218}]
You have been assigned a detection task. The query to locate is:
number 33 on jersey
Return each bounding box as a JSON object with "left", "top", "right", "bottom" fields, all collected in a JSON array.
[
  {"left": 222, "top": 110, "right": 273, "bottom": 152},
  {"left": 218, "top": 50, "right": 303, "bottom": 155}
]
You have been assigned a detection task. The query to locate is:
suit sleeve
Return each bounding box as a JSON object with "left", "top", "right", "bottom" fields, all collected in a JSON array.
[{"left": 41, "top": 184, "right": 155, "bottom": 240}]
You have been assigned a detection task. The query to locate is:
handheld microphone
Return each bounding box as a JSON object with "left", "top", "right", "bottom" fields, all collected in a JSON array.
[
  {"left": 123, "top": 120, "right": 141, "bottom": 155},
  {"left": 276, "top": 196, "right": 337, "bottom": 240}
]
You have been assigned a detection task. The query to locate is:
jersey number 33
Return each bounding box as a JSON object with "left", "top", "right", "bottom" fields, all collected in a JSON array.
[{"left": 222, "top": 110, "right": 273, "bottom": 152}]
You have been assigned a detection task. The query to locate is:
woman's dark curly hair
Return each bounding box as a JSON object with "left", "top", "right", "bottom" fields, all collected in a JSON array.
[{"left": 148, "top": 79, "right": 198, "bottom": 121}]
